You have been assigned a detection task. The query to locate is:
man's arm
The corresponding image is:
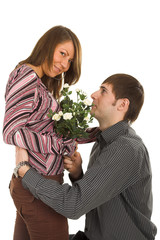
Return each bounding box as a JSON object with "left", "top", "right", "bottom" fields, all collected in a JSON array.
[{"left": 16, "top": 143, "right": 141, "bottom": 220}]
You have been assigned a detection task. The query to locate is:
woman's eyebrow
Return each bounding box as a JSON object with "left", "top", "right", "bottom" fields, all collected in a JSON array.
[{"left": 61, "top": 48, "right": 74, "bottom": 60}]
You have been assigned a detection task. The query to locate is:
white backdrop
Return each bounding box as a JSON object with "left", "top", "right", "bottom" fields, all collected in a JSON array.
[{"left": 0, "top": 0, "right": 159, "bottom": 239}]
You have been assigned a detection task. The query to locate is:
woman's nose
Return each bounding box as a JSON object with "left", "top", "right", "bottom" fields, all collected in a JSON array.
[{"left": 61, "top": 59, "right": 69, "bottom": 70}]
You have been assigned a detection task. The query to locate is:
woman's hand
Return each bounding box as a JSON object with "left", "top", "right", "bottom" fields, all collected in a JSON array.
[
  {"left": 15, "top": 146, "right": 30, "bottom": 177},
  {"left": 64, "top": 151, "right": 83, "bottom": 180}
]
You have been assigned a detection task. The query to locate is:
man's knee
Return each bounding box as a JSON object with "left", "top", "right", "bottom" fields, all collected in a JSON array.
[
  {"left": 69, "top": 231, "right": 89, "bottom": 239},
  {"left": 69, "top": 234, "right": 75, "bottom": 240}
]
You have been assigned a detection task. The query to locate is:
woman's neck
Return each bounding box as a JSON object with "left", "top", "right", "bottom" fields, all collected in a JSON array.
[{"left": 26, "top": 64, "right": 44, "bottom": 78}]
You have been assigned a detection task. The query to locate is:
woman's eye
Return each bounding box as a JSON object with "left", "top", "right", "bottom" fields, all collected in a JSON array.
[{"left": 60, "top": 52, "right": 65, "bottom": 56}]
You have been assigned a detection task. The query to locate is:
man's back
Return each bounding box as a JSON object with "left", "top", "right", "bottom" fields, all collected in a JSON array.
[{"left": 85, "top": 121, "right": 157, "bottom": 240}]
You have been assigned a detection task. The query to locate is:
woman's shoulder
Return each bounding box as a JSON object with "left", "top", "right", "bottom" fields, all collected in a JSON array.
[
  {"left": 7, "top": 64, "right": 39, "bottom": 87},
  {"left": 11, "top": 64, "right": 37, "bottom": 79},
  {"left": 5, "top": 64, "right": 39, "bottom": 99}
]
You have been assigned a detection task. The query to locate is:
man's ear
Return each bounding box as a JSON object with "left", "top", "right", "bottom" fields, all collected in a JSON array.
[{"left": 117, "top": 98, "right": 130, "bottom": 112}]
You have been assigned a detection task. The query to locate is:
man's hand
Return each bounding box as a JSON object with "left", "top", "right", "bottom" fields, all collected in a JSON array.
[
  {"left": 64, "top": 151, "right": 83, "bottom": 180},
  {"left": 15, "top": 146, "right": 30, "bottom": 177}
]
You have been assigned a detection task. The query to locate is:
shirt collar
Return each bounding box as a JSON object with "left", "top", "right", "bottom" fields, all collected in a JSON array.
[{"left": 97, "top": 121, "right": 130, "bottom": 148}]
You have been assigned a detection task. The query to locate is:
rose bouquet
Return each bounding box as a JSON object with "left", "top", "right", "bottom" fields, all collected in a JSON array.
[{"left": 48, "top": 84, "right": 94, "bottom": 139}]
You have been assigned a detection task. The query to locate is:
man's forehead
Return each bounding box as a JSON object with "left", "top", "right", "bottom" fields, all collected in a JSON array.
[{"left": 100, "top": 83, "right": 113, "bottom": 90}]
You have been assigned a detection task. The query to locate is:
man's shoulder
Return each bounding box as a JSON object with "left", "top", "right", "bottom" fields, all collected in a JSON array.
[
  {"left": 103, "top": 128, "right": 144, "bottom": 154},
  {"left": 119, "top": 128, "right": 144, "bottom": 149}
]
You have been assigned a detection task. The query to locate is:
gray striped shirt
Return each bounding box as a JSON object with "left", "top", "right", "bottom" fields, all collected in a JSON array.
[{"left": 22, "top": 121, "right": 157, "bottom": 240}]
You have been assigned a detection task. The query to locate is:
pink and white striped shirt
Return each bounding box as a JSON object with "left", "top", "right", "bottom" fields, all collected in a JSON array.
[{"left": 3, "top": 64, "right": 95, "bottom": 175}]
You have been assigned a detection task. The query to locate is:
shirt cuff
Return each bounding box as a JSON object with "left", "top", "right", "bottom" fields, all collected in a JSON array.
[
  {"left": 22, "top": 168, "right": 44, "bottom": 198},
  {"left": 69, "top": 171, "right": 84, "bottom": 183}
]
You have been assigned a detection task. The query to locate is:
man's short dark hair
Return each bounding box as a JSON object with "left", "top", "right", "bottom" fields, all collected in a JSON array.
[{"left": 103, "top": 74, "right": 144, "bottom": 123}]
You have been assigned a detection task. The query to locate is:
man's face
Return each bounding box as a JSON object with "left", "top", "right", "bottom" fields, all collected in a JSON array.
[{"left": 91, "top": 83, "right": 117, "bottom": 122}]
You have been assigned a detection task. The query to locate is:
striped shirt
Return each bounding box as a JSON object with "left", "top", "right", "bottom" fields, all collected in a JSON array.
[
  {"left": 3, "top": 64, "right": 95, "bottom": 175},
  {"left": 22, "top": 121, "right": 157, "bottom": 239}
]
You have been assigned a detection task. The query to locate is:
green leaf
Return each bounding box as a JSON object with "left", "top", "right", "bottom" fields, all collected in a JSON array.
[
  {"left": 47, "top": 114, "right": 52, "bottom": 118},
  {"left": 49, "top": 109, "right": 53, "bottom": 114}
]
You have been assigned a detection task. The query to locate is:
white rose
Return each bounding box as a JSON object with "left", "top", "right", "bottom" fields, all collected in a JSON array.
[
  {"left": 83, "top": 99, "right": 92, "bottom": 106},
  {"left": 76, "top": 88, "right": 80, "bottom": 93},
  {"left": 82, "top": 91, "right": 87, "bottom": 96},
  {"left": 52, "top": 113, "right": 61, "bottom": 121},
  {"left": 63, "top": 83, "right": 69, "bottom": 88},
  {"left": 58, "top": 111, "right": 63, "bottom": 116},
  {"left": 63, "top": 112, "right": 73, "bottom": 120},
  {"left": 84, "top": 116, "right": 90, "bottom": 121}
]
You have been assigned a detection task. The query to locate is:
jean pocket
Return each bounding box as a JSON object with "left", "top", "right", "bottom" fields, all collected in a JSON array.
[
  {"left": 13, "top": 198, "right": 37, "bottom": 223},
  {"left": 21, "top": 200, "right": 37, "bottom": 221},
  {"left": 10, "top": 177, "right": 35, "bottom": 203}
]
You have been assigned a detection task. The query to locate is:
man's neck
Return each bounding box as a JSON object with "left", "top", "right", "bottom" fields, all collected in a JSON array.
[{"left": 99, "top": 118, "right": 124, "bottom": 131}]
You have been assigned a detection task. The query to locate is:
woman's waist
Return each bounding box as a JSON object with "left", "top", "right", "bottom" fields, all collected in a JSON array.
[
  {"left": 10, "top": 172, "right": 64, "bottom": 201},
  {"left": 11, "top": 172, "right": 64, "bottom": 185},
  {"left": 28, "top": 151, "right": 64, "bottom": 176}
]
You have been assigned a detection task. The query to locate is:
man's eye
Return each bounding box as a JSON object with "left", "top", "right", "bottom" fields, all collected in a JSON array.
[{"left": 101, "top": 89, "right": 106, "bottom": 93}]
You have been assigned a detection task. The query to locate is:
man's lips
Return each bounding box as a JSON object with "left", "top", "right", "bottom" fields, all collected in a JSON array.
[{"left": 91, "top": 103, "right": 96, "bottom": 109}]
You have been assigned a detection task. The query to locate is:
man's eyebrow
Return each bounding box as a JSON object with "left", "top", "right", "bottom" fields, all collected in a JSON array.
[{"left": 100, "top": 85, "right": 108, "bottom": 91}]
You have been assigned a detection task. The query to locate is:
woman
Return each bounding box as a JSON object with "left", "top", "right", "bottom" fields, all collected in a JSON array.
[{"left": 3, "top": 25, "right": 95, "bottom": 240}]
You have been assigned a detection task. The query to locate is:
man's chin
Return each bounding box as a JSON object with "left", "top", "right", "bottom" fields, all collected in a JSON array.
[
  {"left": 90, "top": 110, "right": 95, "bottom": 116},
  {"left": 90, "top": 111, "right": 97, "bottom": 119},
  {"left": 90, "top": 107, "right": 96, "bottom": 114}
]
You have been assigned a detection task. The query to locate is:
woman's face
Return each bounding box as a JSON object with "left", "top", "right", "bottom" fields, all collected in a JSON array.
[{"left": 42, "top": 40, "right": 74, "bottom": 78}]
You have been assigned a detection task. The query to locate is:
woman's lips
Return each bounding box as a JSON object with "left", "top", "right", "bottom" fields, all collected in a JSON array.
[{"left": 54, "top": 65, "right": 61, "bottom": 73}]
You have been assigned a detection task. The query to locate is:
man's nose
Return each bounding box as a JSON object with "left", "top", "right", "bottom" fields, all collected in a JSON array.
[{"left": 91, "top": 90, "right": 98, "bottom": 99}]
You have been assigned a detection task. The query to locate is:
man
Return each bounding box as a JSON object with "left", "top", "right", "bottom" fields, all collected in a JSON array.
[{"left": 15, "top": 74, "right": 157, "bottom": 240}]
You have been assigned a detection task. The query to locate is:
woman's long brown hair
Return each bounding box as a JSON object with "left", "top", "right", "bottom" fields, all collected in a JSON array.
[{"left": 19, "top": 25, "right": 82, "bottom": 99}]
